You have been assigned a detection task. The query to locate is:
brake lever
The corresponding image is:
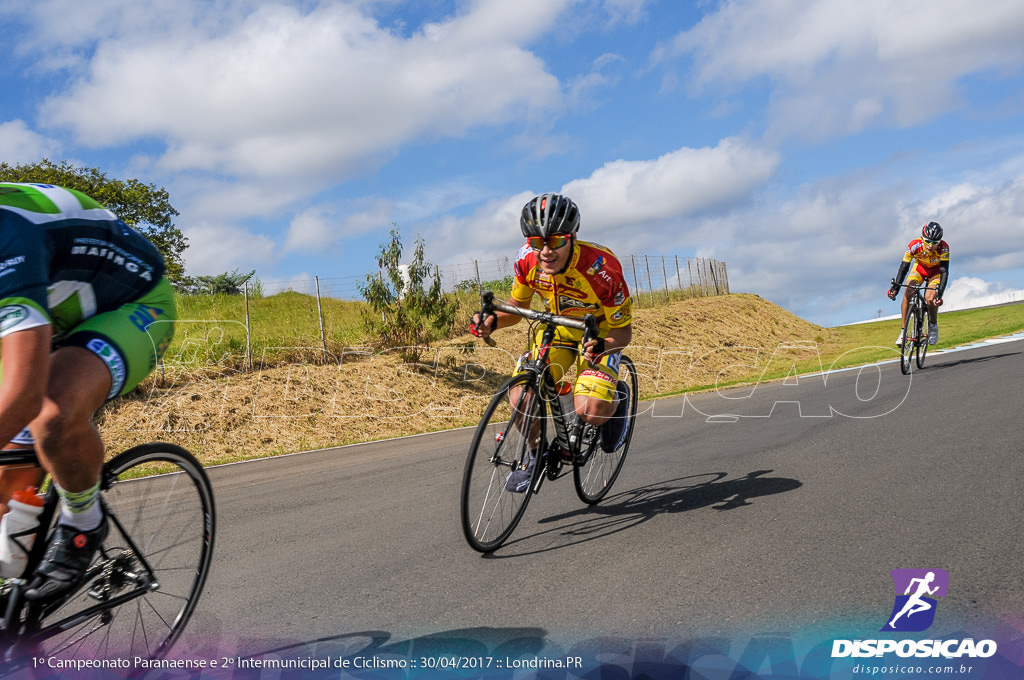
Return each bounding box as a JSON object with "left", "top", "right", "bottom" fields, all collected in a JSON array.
[{"left": 580, "top": 314, "right": 604, "bottom": 366}]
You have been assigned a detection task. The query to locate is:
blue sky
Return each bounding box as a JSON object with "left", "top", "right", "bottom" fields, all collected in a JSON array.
[{"left": 2, "top": 0, "right": 1023, "bottom": 326}]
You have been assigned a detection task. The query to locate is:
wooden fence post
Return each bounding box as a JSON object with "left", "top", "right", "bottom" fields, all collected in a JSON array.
[
  {"left": 243, "top": 281, "right": 253, "bottom": 371},
  {"left": 315, "top": 275, "right": 327, "bottom": 363},
  {"left": 630, "top": 255, "right": 641, "bottom": 308}
]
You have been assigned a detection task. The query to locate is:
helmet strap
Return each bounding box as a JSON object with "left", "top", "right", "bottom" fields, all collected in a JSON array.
[{"left": 556, "top": 235, "right": 576, "bottom": 275}]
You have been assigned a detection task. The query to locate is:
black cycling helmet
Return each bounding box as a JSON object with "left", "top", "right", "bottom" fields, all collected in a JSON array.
[
  {"left": 520, "top": 193, "right": 580, "bottom": 238},
  {"left": 922, "top": 221, "right": 943, "bottom": 242}
]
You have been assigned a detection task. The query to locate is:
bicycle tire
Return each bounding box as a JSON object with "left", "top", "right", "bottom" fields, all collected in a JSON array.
[
  {"left": 899, "top": 302, "right": 916, "bottom": 375},
  {"left": 574, "top": 355, "right": 639, "bottom": 504},
  {"left": 916, "top": 308, "right": 929, "bottom": 369},
  {"left": 460, "top": 374, "right": 544, "bottom": 552},
  {"left": 28, "top": 442, "right": 215, "bottom": 663}
]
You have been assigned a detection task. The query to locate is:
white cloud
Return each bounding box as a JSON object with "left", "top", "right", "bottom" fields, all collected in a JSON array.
[
  {"left": 284, "top": 198, "right": 395, "bottom": 253},
  {"left": 425, "top": 138, "right": 779, "bottom": 263},
  {"left": 563, "top": 137, "right": 780, "bottom": 235},
  {"left": 0, "top": 120, "right": 60, "bottom": 163},
  {"left": 35, "top": 1, "right": 570, "bottom": 183},
  {"left": 661, "top": 0, "right": 1024, "bottom": 141},
  {"left": 601, "top": 0, "right": 651, "bottom": 27},
  {"left": 182, "top": 220, "right": 277, "bottom": 276},
  {"left": 941, "top": 276, "right": 1024, "bottom": 312}
]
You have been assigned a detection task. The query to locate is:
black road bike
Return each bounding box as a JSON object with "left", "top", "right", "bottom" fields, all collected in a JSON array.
[
  {"left": 892, "top": 279, "right": 932, "bottom": 375},
  {"left": 460, "top": 292, "right": 639, "bottom": 553},
  {"left": 0, "top": 442, "right": 215, "bottom": 670}
]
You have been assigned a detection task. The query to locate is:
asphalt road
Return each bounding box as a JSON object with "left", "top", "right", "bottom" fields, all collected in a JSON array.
[{"left": 182, "top": 334, "right": 1024, "bottom": 667}]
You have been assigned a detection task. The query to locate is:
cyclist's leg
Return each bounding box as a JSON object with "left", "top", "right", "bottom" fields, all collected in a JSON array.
[
  {"left": 40, "top": 277, "right": 176, "bottom": 490},
  {"left": 924, "top": 274, "right": 941, "bottom": 324},
  {"left": 510, "top": 325, "right": 576, "bottom": 449},
  {"left": 573, "top": 350, "right": 621, "bottom": 426},
  {"left": 26, "top": 279, "right": 175, "bottom": 598},
  {"left": 31, "top": 347, "right": 109, "bottom": 504},
  {"left": 23, "top": 348, "right": 110, "bottom": 599},
  {"left": 902, "top": 270, "right": 924, "bottom": 328}
]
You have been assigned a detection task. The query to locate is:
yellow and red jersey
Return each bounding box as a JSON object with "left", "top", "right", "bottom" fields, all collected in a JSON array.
[
  {"left": 511, "top": 239, "right": 632, "bottom": 332},
  {"left": 902, "top": 237, "right": 949, "bottom": 277}
]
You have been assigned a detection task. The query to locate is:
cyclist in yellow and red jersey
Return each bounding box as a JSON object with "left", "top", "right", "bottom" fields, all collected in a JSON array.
[
  {"left": 470, "top": 194, "right": 632, "bottom": 490},
  {"left": 888, "top": 221, "right": 949, "bottom": 346}
]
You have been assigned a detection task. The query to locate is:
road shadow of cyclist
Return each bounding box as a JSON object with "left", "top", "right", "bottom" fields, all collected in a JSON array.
[
  {"left": 495, "top": 469, "right": 802, "bottom": 556},
  {"left": 926, "top": 350, "right": 1019, "bottom": 370}
]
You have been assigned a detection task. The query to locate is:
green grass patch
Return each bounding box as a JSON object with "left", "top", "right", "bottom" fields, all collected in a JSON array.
[
  {"left": 660, "top": 303, "right": 1024, "bottom": 398},
  {"left": 170, "top": 291, "right": 369, "bottom": 367}
]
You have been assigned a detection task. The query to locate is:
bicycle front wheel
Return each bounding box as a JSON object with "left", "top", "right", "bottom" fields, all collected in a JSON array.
[
  {"left": 461, "top": 373, "right": 544, "bottom": 552},
  {"left": 916, "top": 312, "right": 929, "bottom": 369},
  {"left": 899, "top": 309, "right": 915, "bottom": 375},
  {"left": 31, "top": 442, "right": 215, "bottom": 662},
  {"left": 574, "top": 355, "right": 639, "bottom": 504}
]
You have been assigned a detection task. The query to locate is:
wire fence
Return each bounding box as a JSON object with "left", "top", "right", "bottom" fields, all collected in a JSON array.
[
  {"left": 168, "top": 254, "right": 728, "bottom": 371},
  {"left": 257, "top": 254, "right": 729, "bottom": 307}
]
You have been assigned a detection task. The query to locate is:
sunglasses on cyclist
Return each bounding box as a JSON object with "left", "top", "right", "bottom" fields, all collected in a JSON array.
[
  {"left": 923, "top": 238, "right": 941, "bottom": 246},
  {"left": 527, "top": 234, "right": 573, "bottom": 251}
]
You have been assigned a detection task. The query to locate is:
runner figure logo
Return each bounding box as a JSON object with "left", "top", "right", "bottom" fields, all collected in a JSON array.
[{"left": 881, "top": 568, "right": 949, "bottom": 632}]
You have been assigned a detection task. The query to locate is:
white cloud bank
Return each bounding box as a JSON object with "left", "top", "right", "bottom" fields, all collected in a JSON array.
[{"left": 659, "top": 0, "right": 1024, "bottom": 141}]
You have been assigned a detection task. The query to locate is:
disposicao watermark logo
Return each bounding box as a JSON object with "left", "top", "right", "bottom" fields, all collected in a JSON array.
[
  {"left": 882, "top": 568, "right": 948, "bottom": 632},
  {"left": 832, "top": 568, "right": 998, "bottom": 660}
]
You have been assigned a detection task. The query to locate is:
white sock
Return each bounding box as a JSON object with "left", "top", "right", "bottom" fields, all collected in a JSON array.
[{"left": 59, "top": 502, "right": 103, "bottom": 531}]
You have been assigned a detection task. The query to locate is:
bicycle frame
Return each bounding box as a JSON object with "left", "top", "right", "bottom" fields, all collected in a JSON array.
[
  {"left": 892, "top": 281, "right": 932, "bottom": 374},
  {"left": 0, "top": 440, "right": 210, "bottom": 659},
  {"left": 481, "top": 293, "right": 603, "bottom": 488},
  {"left": 1, "top": 448, "right": 175, "bottom": 655},
  {"left": 462, "top": 292, "right": 638, "bottom": 551}
]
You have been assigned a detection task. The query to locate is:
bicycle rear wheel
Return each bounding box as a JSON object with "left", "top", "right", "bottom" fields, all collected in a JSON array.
[
  {"left": 574, "top": 355, "right": 639, "bottom": 504},
  {"left": 899, "top": 306, "right": 916, "bottom": 375},
  {"left": 29, "top": 442, "right": 215, "bottom": 662},
  {"left": 461, "top": 374, "right": 544, "bottom": 552}
]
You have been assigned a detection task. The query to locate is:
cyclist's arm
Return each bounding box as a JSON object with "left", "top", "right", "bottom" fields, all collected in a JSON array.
[
  {"left": 937, "top": 261, "right": 948, "bottom": 300},
  {"left": 893, "top": 260, "right": 910, "bottom": 287},
  {"left": 471, "top": 296, "right": 528, "bottom": 337},
  {"left": 488, "top": 296, "right": 530, "bottom": 332},
  {"left": 0, "top": 325, "right": 52, "bottom": 447},
  {"left": 603, "top": 323, "right": 632, "bottom": 353},
  {"left": 584, "top": 322, "right": 632, "bottom": 362},
  {"left": 497, "top": 296, "right": 530, "bottom": 327}
]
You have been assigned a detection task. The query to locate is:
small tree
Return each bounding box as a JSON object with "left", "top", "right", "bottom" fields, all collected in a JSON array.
[
  {"left": 178, "top": 269, "right": 256, "bottom": 296},
  {"left": 358, "top": 227, "right": 458, "bottom": 358}
]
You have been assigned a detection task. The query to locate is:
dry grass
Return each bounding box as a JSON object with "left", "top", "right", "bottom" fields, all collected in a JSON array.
[{"left": 97, "top": 293, "right": 848, "bottom": 466}]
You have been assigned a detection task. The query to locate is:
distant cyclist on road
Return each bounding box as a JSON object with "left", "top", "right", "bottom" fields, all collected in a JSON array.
[
  {"left": 470, "top": 193, "right": 632, "bottom": 491},
  {"left": 0, "top": 182, "right": 176, "bottom": 600},
  {"left": 888, "top": 221, "right": 949, "bottom": 346}
]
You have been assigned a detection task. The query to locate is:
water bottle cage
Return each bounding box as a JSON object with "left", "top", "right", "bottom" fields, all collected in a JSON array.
[{"left": 9, "top": 525, "right": 36, "bottom": 556}]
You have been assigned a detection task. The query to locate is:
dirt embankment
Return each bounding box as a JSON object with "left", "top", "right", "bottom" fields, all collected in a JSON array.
[{"left": 98, "top": 293, "right": 837, "bottom": 466}]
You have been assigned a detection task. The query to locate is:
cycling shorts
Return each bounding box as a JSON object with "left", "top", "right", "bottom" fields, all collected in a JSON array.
[
  {"left": 906, "top": 264, "right": 941, "bottom": 289},
  {"left": 514, "top": 323, "right": 621, "bottom": 403},
  {"left": 1, "top": 277, "right": 176, "bottom": 447}
]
